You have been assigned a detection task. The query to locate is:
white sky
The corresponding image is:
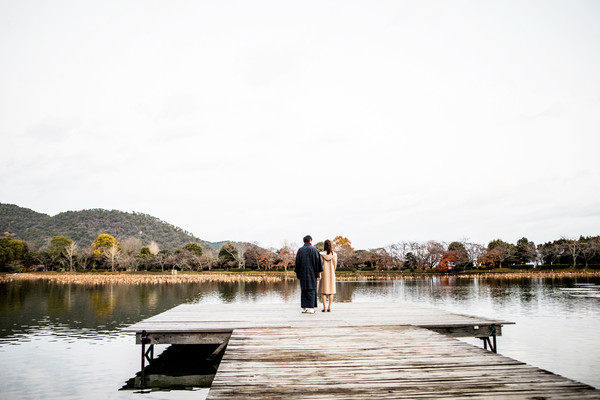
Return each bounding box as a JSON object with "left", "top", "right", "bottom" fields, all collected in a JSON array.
[{"left": 1, "top": 0, "right": 599, "bottom": 250}]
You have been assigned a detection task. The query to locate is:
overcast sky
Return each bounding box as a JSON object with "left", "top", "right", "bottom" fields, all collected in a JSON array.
[{"left": 1, "top": 0, "right": 599, "bottom": 250}]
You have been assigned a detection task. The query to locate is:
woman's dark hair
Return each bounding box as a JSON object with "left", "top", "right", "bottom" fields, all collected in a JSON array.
[{"left": 324, "top": 239, "right": 333, "bottom": 255}]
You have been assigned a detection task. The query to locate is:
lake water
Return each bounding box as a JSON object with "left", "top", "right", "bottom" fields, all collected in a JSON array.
[{"left": 1, "top": 276, "right": 599, "bottom": 399}]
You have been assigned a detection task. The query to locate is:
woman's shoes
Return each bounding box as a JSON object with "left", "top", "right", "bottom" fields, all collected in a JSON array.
[
  {"left": 327, "top": 309, "right": 331, "bottom": 312},
  {"left": 322, "top": 309, "right": 326, "bottom": 312}
]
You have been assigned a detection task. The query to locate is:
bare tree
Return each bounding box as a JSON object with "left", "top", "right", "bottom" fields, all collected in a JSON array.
[
  {"left": 121, "top": 236, "right": 142, "bottom": 256},
  {"left": 332, "top": 236, "right": 354, "bottom": 268},
  {"left": 153, "top": 252, "right": 169, "bottom": 272},
  {"left": 120, "top": 253, "right": 140, "bottom": 271},
  {"left": 408, "top": 242, "right": 427, "bottom": 269},
  {"left": 423, "top": 240, "right": 445, "bottom": 269},
  {"left": 523, "top": 245, "right": 540, "bottom": 266},
  {"left": 236, "top": 246, "right": 245, "bottom": 269},
  {"left": 173, "top": 251, "right": 193, "bottom": 271},
  {"left": 104, "top": 242, "right": 121, "bottom": 272},
  {"left": 199, "top": 252, "right": 216, "bottom": 270},
  {"left": 76, "top": 248, "right": 93, "bottom": 270},
  {"left": 387, "top": 242, "right": 410, "bottom": 267},
  {"left": 166, "top": 253, "right": 178, "bottom": 272},
  {"left": 581, "top": 237, "right": 600, "bottom": 268},
  {"left": 381, "top": 248, "right": 397, "bottom": 270},
  {"left": 63, "top": 241, "right": 77, "bottom": 272},
  {"left": 275, "top": 243, "right": 295, "bottom": 271},
  {"left": 462, "top": 240, "right": 487, "bottom": 268},
  {"left": 148, "top": 241, "right": 160, "bottom": 255},
  {"left": 538, "top": 242, "right": 562, "bottom": 265},
  {"left": 258, "top": 251, "right": 275, "bottom": 270},
  {"left": 483, "top": 242, "right": 514, "bottom": 268},
  {"left": 562, "top": 237, "right": 583, "bottom": 268}
]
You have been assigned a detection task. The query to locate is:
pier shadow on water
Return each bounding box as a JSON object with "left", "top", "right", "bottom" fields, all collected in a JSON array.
[{"left": 120, "top": 344, "right": 225, "bottom": 393}]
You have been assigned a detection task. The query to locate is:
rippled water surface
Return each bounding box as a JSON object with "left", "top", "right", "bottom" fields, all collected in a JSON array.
[{"left": 1, "top": 276, "right": 599, "bottom": 399}]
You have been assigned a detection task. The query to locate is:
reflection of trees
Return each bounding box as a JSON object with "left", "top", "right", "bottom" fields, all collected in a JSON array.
[
  {"left": 90, "top": 285, "right": 116, "bottom": 317},
  {"left": 217, "top": 282, "right": 237, "bottom": 303},
  {"left": 486, "top": 278, "right": 516, "bottom": 303},
  {"left": 47, "top": 283, "right": 72, "bottom": 313},
  {"left": 336, "top": 282, "right": 355, "bottom": 302},
  {"left": 9, "top": 277, "right": 599, "bottom": 342},
  {"left": 0, "top": 282, "right": 29, "bottom": 313},
  {"left": 1, "top": 281, "right": 226, "bottom": 339},
  {"left": 278, "top": 279, "right": 296, "bottom": 301}
]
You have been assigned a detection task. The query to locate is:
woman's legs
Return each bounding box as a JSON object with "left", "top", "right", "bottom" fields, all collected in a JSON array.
[
  {"left": 327, "top": 294, "right": 333, "bottom": 311},
  {"left": 321, "top": 294, "right": 327, "bottom": 311}
]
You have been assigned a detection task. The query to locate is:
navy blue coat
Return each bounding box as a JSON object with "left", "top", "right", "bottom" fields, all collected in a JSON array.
[{"left": 295, "top": 243, "right": 323, "bottom": 290}]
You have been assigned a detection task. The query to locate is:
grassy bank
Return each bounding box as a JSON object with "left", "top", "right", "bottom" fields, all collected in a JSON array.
[
  {"left": 0, "top": 271, "right": 294, "bottom": 285},
  {"left": 1, "top": 268, "right": 599, "bottom": 285},
  {"left": 337, "top": 269, "right": 600, "bottom": 280}
]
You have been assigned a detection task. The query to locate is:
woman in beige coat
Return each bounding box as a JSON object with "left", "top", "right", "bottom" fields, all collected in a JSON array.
[{"left": 318, "top": 239, "right": 337, "bottom": 312}]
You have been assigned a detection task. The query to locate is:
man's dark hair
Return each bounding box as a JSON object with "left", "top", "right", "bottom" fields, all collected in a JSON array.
[{"left": 303, "top": 235, "right": 312, "bottom": 243}]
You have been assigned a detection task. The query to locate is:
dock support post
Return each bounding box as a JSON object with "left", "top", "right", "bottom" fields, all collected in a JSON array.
[
  {"left": 140, "top": 330, "right": 154, "bottom": 389},
  {"left": 479, "top": 324, "right": 497, "bottom": 353},
  {"left": 210, "top": 337, "right": 230, "bottom": 359}
]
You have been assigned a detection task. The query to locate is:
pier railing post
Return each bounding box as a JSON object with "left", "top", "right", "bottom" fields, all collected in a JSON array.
[
  {"left": 492, "top": 337, "right": 497, "bottom": 352},
  {"left": 140, "top": 330, "right": 154, "bottom": 389},
  {"left": 490, "top": 324, "right": 497, "bottom": 353},
  {"left": 140, "top": 331, "right": 146, "bottom": 388},
  {"left": 478, "top": 324, "right": 498, "bottom": 353}
]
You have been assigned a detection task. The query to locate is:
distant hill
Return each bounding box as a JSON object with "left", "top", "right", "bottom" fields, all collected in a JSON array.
[{"left": 0, "top": 203, "right": 216, "bottom": 252}]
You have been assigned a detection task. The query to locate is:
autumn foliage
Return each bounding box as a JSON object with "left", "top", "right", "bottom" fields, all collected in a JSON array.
[
  {"left": 92, "top": 234, "right": 120, "bottom": 256},
  {"left": 3, "top": 229, "right": 600, "bottom": 273},
  {"left": 437, "top": 252, "right": 458, "bottom": 272}
]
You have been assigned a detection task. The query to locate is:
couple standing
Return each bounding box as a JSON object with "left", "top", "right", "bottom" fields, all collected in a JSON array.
[{"left": 294, "top": 235, "right": 337, "bottom": 314}]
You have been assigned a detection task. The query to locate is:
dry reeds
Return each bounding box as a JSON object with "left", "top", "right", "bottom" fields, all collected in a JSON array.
[
  {"left": 1, "top": 270, "right": 598, "bottom": 286},
  {"left": 449, "top": 271, "right": 600, "bottom": 280},
  {"left": 0, "top": 272, "right": 294, "bottom": 285}
]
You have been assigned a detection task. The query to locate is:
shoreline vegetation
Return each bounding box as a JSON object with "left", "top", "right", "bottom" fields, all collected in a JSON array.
[
  {"left": 2, "top": 204, "right": 599, "bottom": 276},
  {"left": 2, "top": 214, "right": 600, "bottom": 276},
  {"left": 2, "top": 269, "right": 599, "bottom": 285}
]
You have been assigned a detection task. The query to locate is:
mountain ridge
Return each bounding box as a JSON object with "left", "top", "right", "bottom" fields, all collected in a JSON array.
[{"left": 0, "top": 203, "right": 220, "bottom": 252}]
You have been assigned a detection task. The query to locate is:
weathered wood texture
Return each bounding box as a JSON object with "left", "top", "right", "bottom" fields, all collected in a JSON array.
[
  {"left": 135, "top": 331, "right": 231, "bottom": 345},
  {"left": 207, "top": 326, "right": 599, "bottom": 399},
  {"left": 124, "top": 302, "right": 512, "bottom": 338}
]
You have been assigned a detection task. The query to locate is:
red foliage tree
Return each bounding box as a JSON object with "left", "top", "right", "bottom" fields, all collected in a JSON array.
[{"left": 437, "top": 251, "right": 458, "bottom": 272}]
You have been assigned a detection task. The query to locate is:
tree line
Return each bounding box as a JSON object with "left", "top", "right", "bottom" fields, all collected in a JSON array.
[
  {"left": 1, "top": 232, "right": 599, "bottom": 273},
  {"left": 0, "top": 232, "right": 290, "bottom": 272}
]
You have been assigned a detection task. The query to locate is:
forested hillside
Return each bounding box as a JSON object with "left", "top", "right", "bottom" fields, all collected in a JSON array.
[{"left": 0, "top": 203, "right": 213, "bottom": 251}]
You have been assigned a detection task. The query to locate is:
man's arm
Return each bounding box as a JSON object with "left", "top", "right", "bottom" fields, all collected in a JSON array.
[
  {"left": 314, "top": 248, "right": 323, "bottom": 275},
  {"left": 294, "top": 250, "right": 301, "bottom": 278}
]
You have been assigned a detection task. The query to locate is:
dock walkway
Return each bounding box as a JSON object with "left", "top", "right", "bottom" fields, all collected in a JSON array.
[
  {"left": 124, "top": 302, "right": 511, "bottom": 343},
  {"left": 124, "top": 302, "right": 600, "bottom": 398},
  {"left": 208, "top": 325, "right": 598, "bottom": 399}
]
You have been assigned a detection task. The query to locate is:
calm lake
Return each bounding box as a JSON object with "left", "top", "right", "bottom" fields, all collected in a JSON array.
[{"left": 1, "top": 276, "right": 599, "bottom": 399}]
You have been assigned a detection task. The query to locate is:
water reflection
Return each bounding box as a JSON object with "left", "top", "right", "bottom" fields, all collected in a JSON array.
[
  {"left": 0, "top": 276, "right": 599, "bottom": 400},
  {"left": 0, "top": 281, "right": 206, "bottom": 341},
  {"left": 560, "top": 282, "right": 600, "bottom": 298}
]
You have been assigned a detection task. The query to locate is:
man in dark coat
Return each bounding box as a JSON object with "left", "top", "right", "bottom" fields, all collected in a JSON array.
[{"left": 295, "top": 235, "right": 323, "bottom": 313}]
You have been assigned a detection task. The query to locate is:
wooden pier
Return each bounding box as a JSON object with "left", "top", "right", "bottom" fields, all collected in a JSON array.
[{"left": 124, "top": 302, "right": 600, "bottom": 398}]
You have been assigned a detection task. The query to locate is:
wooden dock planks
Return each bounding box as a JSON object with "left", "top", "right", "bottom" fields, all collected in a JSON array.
[
  {"left": 124, "top": 302, "right": 512, "bottom": 338},
  {"left": 207, "top": 326, "right": 600, "bottom": 399},
  {"left": 125, "top": 302, "right": 599, "bottom": 398}
]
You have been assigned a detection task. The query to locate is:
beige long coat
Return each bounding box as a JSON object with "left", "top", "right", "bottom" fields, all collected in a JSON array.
[{"left": 318, "top": 251, "right": 337, "bottom": 295}]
